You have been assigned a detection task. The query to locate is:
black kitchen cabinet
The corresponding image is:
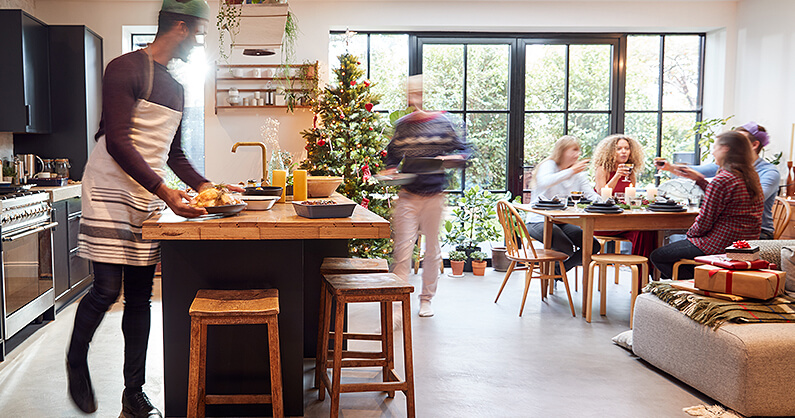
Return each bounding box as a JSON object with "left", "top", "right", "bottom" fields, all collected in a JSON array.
[
  {"left": 14, "top": 25, "right": 103, "bottom": 180},
  {"left": 52, "top": 200, "right": 69, "bottom": 299},
  {"left": 0, "top": 9, "right": 51, "bottom": 133},
  {"left": 67, "top": 197, "right": 92, "bottom": 288}
]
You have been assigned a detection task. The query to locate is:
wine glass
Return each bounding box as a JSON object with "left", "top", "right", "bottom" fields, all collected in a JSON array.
[
  {"left": 654, "top": 157, "right": 666, "bottom": 178},
  {"left": 622, "top": 163, "right": 634, "bottom": 182},
  {"left": 570, "top": 191, "right": 583, "bottom": 211}
]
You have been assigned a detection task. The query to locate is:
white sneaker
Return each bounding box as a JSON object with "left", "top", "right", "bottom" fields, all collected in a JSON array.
[
  {"left": 392, "top": 303, "right": 403, "bottom": 330},
  {"left": 418, "top": 300, "right": 434, "bottom": 317}
]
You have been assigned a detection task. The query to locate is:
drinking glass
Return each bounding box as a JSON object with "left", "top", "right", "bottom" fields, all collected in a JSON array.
[
  {"left": 614, "top": 192, "right": 625, "bottom": 205},
  {"left": 570, "top": 191, "right": 583, "bottom": 211},
  {"left": 622, "top": 163, "right": 634, "bottom": 182},
  {"left": 654, "top": 157, "right": 666, "bottom": 178}
]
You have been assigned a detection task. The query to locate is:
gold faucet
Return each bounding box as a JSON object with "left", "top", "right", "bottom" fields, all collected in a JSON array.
[{"left": 231, "top": 142, "right": 268, "bottom": 183}]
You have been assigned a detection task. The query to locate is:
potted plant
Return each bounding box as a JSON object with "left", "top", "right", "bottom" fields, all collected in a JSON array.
[
  {"left": 470, "top": 251, "right": 488, "bottom": 276},
  {"left": 443, "top": 185, "right": 507, "bottom": 272},
  {"left": 448, "top": 250, "right": 466, "bottom": 277},
  {"left": 491, "top": 247, "right": 510, "bottom": 272}
]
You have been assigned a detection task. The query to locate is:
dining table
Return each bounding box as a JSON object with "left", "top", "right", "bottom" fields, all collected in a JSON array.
[{"left": 515, "top": 204, "right": 699, "bottom": 316}]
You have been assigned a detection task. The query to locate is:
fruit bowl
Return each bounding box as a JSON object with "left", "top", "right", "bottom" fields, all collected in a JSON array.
[{"left": 307, "top": 176, "right": 343, "bottom": 197}]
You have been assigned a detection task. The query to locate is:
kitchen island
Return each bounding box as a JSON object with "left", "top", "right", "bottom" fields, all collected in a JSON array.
[{"left": 142, "top": 195, "right": 390, "bottom": 417}]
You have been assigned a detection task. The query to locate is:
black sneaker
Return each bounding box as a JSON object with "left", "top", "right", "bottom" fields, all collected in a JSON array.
[
  {"left": 121, "top": 389, "right": 162, "bottom": 418},
  {"left": 66, "top": 360, "right": 97, "bottom": 413}
]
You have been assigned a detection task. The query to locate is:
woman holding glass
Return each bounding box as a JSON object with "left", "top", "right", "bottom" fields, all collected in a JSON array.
[
  {"left": 592, "top": 134, "right": 657, "bottom": 275},
  {"left": 527, "top": 136, "right": 601, "bottom": 273},
  {"left": 650, "top": 131, "right": 763, "bottom": 279}
]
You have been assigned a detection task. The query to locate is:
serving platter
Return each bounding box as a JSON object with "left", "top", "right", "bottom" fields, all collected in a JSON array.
[{"left": 204, "top": 203, "right": 247, "bottom": 215}]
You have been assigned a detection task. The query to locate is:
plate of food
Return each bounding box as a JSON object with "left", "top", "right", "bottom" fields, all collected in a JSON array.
[
  {"left": 189, "top": 185, "right": 247, "bottom": 215},
  {"left": 374, "top": 173, "right": 417, "bottom": 186}
]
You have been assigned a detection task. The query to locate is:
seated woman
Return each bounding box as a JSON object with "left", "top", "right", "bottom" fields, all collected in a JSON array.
[
  {"left": 526, "top": 135, "right": 601, "bottom": 272},
  {"left": 650, "top": 131, "right": 763, "bottom": 279},
  {"left": 592, "top": 134, "right": 657, "bottom": 274}
]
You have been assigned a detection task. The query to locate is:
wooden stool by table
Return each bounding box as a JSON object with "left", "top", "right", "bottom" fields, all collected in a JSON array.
[
  {"left": 316, "top": 273, "right": 416, "bottom": 418},
  {"left": 187, "top": 289, "right": 283, "bottom": 418},
  {"left": 586, "top": 254, "right": 648, "bottom": 328},
  {"left": 321, "top": 257, "right": 389, "bottom": 275}
]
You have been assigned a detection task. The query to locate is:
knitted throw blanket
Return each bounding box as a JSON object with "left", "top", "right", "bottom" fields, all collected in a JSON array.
[{"left": 644, "top": 281, "right": 795, "bottom": 329}]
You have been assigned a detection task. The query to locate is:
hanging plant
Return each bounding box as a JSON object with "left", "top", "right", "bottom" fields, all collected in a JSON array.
[{"left": 216, "top": 0, "right": 243, "bottom": 63}]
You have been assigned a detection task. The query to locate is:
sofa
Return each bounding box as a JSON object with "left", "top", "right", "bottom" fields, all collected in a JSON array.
[{"left": 632, "top": 240, "right": 795, "bottom": 417}]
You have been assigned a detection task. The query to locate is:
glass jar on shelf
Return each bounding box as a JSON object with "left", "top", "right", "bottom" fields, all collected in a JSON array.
[
  {"left": 42, "top": 159, "right": 54, "bottom": 175},
  {"left": 54, "top": 159, "right": 71, "bottom": 179}
]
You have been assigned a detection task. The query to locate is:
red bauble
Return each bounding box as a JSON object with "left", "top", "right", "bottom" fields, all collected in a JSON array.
[
  {"left": 365, "top": 103, "right": 373, "bottom": 112},
  {"left": 350, "top": 80, "right": 356, "bottom": 86},
  {"left": 364, "top": 80, "right": 371, "bottom": 87},
  {"left": 380, "top": 150, "right": 387, "bottom": 157},
  {"left": 317, "top": 140, "right": 326, "bottom": 146},
  {"left": 368, "top": 127, "right": 373, "bottom": 131}
]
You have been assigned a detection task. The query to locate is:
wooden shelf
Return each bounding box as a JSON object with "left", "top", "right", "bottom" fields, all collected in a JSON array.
[
  {"left": 214, "top": 61, "right": 318, "bottom": 114},
  {"left": 217, "top": 77, "right": 316, "bottom": 81},
  {"left": 217, "top": 105, "right": 311, "bottom": 109}
]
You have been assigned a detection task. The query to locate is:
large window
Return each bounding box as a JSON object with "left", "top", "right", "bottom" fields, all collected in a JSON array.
[{"left": 329, "top": 32, "right": 705, "bottom": 197}]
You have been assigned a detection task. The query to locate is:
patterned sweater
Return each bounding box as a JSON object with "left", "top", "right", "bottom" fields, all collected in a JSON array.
[
  {"left": 687, "top": 170, "right": 763, "bottom": 254},
  {"left": 385, "top": 111, "right": 470, "bottom": 195}
]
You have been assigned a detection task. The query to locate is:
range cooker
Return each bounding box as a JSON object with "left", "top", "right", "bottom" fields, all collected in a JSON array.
[{"left": 0, "top": 189, "right": 57, "bottom": 359}]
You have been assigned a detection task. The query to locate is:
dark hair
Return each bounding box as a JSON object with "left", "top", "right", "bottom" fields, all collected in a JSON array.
[
  {"left": 156, "top": 11, "right": 202, "bottom": 38},
  {"left": 715, "top": 131, "right": 763, "bottom": 202}
]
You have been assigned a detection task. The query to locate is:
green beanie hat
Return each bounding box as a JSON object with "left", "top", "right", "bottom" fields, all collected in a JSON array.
[{"left": 161, "top": 0, "right": 210, "bottom": 20}]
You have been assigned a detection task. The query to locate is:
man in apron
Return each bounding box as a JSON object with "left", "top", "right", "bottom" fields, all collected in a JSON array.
[{"left": 65, "top": 1, "right": 234, "bottom": 416}]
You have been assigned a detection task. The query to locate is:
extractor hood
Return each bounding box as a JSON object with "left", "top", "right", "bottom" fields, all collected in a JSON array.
[{"left": 233, "top": 3, "right": 288, "bottom": 56}]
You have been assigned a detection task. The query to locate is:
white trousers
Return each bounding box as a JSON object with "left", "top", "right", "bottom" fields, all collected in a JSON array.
[{"left": 392, "top": 190, "right": 445, "bottom": 302}]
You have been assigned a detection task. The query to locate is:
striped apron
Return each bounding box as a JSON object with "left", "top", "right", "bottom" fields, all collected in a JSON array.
[{"left": 77, "top": 50, "right": 181, "bottom": 266}]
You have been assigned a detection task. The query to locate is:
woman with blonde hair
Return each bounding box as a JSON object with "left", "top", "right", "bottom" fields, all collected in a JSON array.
[
  {"left": 591, "top": 134, "right": 656, "bottom": 277},
  {"left": 527, "top": 136, "right": 601, "bottom": 273}
]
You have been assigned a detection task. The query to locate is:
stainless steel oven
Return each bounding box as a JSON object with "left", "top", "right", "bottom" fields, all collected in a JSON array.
[{"left": 0, "top": 191, "right": 56, "bottom": 359}]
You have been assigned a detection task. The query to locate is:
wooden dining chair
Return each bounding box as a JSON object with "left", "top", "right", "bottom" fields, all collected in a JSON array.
[
  {"left": 493, "top": 200, "right": 576, "bottom": 317},
  {"left": 773, "top": 196, "right": 792, "bottom": 239}
]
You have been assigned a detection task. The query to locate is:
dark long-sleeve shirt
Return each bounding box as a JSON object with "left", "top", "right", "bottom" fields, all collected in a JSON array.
[
  {"left": 386, "top": 111, "right": 470, "bottom": 195},
  {"left": 95, "top": 49, "right": 208, "bottom": 193}
]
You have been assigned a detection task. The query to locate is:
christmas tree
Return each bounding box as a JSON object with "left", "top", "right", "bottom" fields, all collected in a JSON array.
[{"left": 299, "top": 53, "right": 395, "bottom": 258}]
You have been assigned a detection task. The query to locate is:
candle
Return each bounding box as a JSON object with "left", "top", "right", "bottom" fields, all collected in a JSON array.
[
  {"left": 293, "top": 169, "right": 308, "bottom": 201},
  {"left": 625, "top": 184, "right": 636, "bottom": 199},
  {"left": 646, "top": 185, "right": 658, "bottom": 200},
  {"left": 272, "top": 170, "right": 287, "bottom": 203},
  {"left": 600, "top": 187, "right": 612, "bottom": 201}
]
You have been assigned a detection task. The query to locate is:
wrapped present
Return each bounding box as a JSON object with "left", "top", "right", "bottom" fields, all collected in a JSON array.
[
  {"left": 694, "top": 265, "right": 785, "bottom": 300},
  {"left": 694, "top": 254, "right": 772, "bottom": 270},
  {"left": 669, "top": 279, "right": 748, "bottom": 301},
  {"left": 725, "top": 240, "right": 760, "bottom": 262}
]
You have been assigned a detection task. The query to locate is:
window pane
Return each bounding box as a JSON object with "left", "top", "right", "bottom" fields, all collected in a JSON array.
[
  {"left": 626, "top": 35, "right": 660, "bottom": 111},
  {"left": 624, "top": 112, "right": 659, "bottom": 185},
  {"left": 525, "top": 44, "right": 565, "bottom": 111},
  {"left": 661, "top": 113, "right": 697, "bottom": 163},
  {"left": 466, "top": 44, "right": 509, "bottom": 111},
  {"left": 423, "top": 44, "right": 464, "bottom": 111},
  {"left": 370, "top": 35, "right": 408, "bottom": 111},
  {"left": 328, "top": 33, "right": 367, "bottom": 84},
  {"left": 568, "top": 112, "right": 609, "bottom": 157},
  {"left": 569, "top": 44, "right": 611, "bottom": 111},
  {"left": 466, "top": 113, "right": 507, "bottom": 190},
  {"left": 524, "top": 113, "right": 564, "bottom": 167},
  {"left": 445, "top": 112, "right": 466, "bottom": 191},
  {"left": 663, "top": 36, "right": 700, "bottom": 110}
]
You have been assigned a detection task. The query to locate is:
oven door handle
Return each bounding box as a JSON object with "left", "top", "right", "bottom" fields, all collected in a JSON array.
[{"left": 1, "top": 221, "right": 59, "bottom": 242}]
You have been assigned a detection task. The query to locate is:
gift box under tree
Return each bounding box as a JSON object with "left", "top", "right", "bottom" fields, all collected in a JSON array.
[{"left": 693, "top": 265, "right": 786, "bottom": 300}]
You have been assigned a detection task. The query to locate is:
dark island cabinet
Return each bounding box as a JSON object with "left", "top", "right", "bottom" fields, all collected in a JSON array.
[
  {"left": 54, "top": 197, "right": 93, "bottom": 310},
  {"left": 0, "top": 9, "right": 51, "bottom": 133}
]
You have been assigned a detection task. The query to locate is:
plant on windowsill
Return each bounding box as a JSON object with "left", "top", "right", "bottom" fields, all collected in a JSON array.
[
  {"left": 470, "top": 251, "right": 488, "bottom": 276},
  {"left": 448, "top": 250, "right": 466, "bottom": 277},
  {"left": 443, "top": 185, "right": 506, "bottom": 271}
]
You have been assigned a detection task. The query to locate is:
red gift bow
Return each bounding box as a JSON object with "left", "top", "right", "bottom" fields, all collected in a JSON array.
[{"left": 731, "top": 240, "right": 751, "bottom": 249}]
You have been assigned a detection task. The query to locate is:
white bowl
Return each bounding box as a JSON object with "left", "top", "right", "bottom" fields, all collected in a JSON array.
[{"left": 241, "top": 195, "right": 279, "bottom": 211}]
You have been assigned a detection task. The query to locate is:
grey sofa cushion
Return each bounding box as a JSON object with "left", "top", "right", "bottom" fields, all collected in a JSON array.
[
  {"left": 782, "top": 246, "right": 795, "bottom": 293},
  {"left": 746, "top": 240, "right": 795, "bottom": 266}
]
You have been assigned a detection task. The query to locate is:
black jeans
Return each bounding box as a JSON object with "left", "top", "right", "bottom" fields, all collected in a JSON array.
[
  {"left": 649, "top": 239, "right": 705, "bottom": 280},
  {"left": 527, "top": 222, "right": 601, "bottom": 272},
  {"left": 67, "top": 261, "right": 157, "bottom": 391}
]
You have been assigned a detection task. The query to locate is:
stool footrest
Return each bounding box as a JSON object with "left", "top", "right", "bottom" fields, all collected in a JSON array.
[
  {"left": 340, "top": 380, "right": 407, "bottom": 393},
  {"left": 205, "top": 393, "right": 273, "bottom": 405},
  {"left": 330, "top": 331, "right": 383, "bottom": 341},
  {"left": 326, "top": 358, "right": 386, "bottom": 368},
  {"left": 328, "top": 350, "right": 385, "bottom": 359}
]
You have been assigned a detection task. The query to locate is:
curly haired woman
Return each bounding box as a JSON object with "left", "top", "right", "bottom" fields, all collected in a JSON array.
[{"left": 592, "top": 134, "right": 656, "bottom": 279}]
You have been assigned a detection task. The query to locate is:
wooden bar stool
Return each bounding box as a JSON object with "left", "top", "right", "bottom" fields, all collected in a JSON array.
[
  {"left": 187, "top": 289, "right": 283, "bottom": 418},
  {"left": 594, "top": 235, "right": 632, "bottom": 285},
  {"left": 316, "top": 273, "right": 416, "bottom": 418},
  {"left": 586, "top": 254, "right": 648, "bottom": 328},
  {"left": 320, "top": 257, "right": 389, "bottom": 275}
]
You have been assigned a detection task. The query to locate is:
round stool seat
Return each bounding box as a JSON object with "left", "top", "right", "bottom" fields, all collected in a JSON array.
[{"left": 590, "top": 254, "right": 648, "bottom": 264}]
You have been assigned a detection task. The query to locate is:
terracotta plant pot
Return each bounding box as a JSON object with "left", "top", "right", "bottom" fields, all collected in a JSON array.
[
  {"left": 471, "top": 260, "right": 487, "bottom": 276},
  {"left": 450, "top": 260, "right": 465, "bottom": 276}
]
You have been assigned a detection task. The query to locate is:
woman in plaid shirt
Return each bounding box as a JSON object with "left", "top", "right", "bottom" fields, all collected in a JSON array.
[{"left": 650, "top": 131, "right": 763, "bottom": 279}]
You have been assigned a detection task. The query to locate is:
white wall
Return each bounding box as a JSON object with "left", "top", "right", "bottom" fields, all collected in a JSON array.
[
  {"left": 734, "top": 0, "right": 795, "bottom": 180},
  {"left": 35, "top": 0, "right": 741, "bottom": 183}
]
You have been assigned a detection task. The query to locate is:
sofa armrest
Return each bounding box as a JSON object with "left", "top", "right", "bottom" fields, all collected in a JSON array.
[{"left": 745, "top": 240, "right": 795, "bottom": 266}]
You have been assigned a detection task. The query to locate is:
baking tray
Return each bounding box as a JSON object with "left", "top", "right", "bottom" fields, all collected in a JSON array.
[{"left": 293, "top": 201, "right": 356, "bottom": 218}]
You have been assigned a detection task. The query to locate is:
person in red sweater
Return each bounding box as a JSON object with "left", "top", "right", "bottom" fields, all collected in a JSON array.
[{"left": 650, "top": 131, "right": 763, "bottom": 279}]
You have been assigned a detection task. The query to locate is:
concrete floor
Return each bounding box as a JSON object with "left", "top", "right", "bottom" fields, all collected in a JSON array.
[{"left": 0, "top": 267, "right": 711, "bottom": 417}]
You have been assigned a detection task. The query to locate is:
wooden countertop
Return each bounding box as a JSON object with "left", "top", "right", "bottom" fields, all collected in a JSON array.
[
  {"left": 33, "top": 183, "right": 81, "bottom": 202},
  {"left": 142, "top": 194, "right": 391, "bottom": 241}
]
